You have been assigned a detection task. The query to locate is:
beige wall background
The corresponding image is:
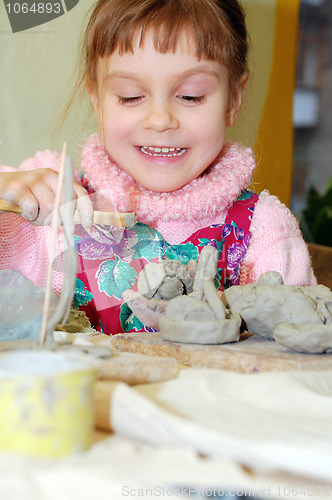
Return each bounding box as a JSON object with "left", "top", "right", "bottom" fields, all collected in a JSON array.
[{"left": 0, "top": 0, "right": 298, "bottom": 204}]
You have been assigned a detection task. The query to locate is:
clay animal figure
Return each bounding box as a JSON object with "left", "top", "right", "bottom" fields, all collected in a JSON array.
[
  {"left": 137, "top": 259, "right": 195, "bottom": 300},
  {"left": 126, "top": 247, "right": 332, "bottom": 353},
  {"left": 159, "top": 245, "right": 241, "bottom": 344},
  {"left": 223, "top": 271, "right": 332, "bottom": 353},
  {"left": 122, "top": 257, "right": 198, "bottom": 328}
]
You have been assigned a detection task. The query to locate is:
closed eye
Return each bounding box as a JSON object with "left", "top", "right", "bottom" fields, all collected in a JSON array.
[
  {"left": 177, "top": 95, "right": 206, "bottom": 104},
  {"left": 118, "top": 96, "right": 144, "bottom": 104}
]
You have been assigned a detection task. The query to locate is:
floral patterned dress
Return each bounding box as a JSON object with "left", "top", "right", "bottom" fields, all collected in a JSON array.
[{"left": 73, "top": 190, "right": 259, "bottom": 334}]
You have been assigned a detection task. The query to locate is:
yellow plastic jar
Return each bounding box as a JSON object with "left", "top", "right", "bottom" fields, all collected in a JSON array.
[{"left": 0, "top": 350, "right": 95, "bottom": 458}]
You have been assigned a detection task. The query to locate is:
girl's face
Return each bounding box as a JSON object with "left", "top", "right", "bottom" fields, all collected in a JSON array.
[{"left": 91, "top": 32, "right": 245, "bottom": 192}]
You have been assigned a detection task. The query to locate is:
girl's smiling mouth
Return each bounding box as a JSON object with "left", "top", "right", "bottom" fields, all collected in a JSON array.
[{"left": 140, "top": 146, "right": 187, "bottom": 157}]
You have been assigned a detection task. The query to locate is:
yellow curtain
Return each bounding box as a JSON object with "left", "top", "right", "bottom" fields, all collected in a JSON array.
[{"left": 253, "top": 0, "right": 300, "bottom": 206}]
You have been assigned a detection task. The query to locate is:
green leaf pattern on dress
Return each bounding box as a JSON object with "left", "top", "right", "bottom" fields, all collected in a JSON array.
[
  {"left": 120, "top": 302, "right": 144, "bottom": 332},
  {"left": 73, "top": 278, "right": 93, "bottom": 308},
  {"left": 97, "top": 257, "right": 138, "bottom": 300}
]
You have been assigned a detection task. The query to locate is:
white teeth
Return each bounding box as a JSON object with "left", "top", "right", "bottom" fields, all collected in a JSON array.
[{"left": 140, "top": 146, "right": 186, "bottom": 157}]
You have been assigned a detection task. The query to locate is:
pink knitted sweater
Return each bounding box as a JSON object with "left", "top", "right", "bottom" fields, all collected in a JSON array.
[{"left": 0, "top": 134, "right": 316, "bottom": 295}]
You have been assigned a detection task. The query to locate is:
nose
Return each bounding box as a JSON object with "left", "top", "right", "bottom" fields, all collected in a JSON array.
[{"left": 142, "top": 100, "right": 179, "bottom": 132}]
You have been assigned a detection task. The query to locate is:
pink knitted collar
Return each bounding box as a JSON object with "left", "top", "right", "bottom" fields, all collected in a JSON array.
[{"left": 81, "top": 133, "right": 256, "bottom": 229}]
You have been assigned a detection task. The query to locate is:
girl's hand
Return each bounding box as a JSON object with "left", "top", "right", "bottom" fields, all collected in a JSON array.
[
  {"left": 122, "top": 260, "right": 198, "bottom": 329},
  {"left": 122, "top": 290, "right": 168, "bottom": 329},
  {"left": 0, "top": 169, "right": 93, "bottom": 227}
]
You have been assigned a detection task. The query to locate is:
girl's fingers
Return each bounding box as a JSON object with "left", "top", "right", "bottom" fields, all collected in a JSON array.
[
  {"left": 122, "top": 290, "right": 165, "bottom": 329},
  {"left": 0, "top": 169, "right": 93, "bottom": 227},
  {"left": 30, "top": 178, "right": 93, "bottom": 227},
  {"left": 74, "top": 184, "right": 94, "bottom": 228},
  {"left": 187, "top": 259, "right": 198, "bottom": 278},
  {"left": 26, "top": 170, "right": 59, "bottom": 225},
  {"left": 0, "top": 176, "right": 45, "bottom": 223},
  {"left": 19, "top": 193, "right": 41, "bottom": 222}
]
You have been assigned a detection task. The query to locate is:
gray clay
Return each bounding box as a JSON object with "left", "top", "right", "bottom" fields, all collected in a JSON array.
[
  {"left": 274, "top": 323, "right": 332, "bottom": 354},
  {"left": 138, "top": 250, "right": 332, "bottom": 353},
  {"left": 156, "top": 276, "right": 184, "bottom": 300},
  {"left": 137, "top": 259, "right": 194, "bottom": 300},
  {"left": 137, "top": 263, "right": 166, "bottom": 299},
  {"left": 163, "top": 295, "right": 216, "bottom": 323},
  {"left": 223, "top": 271, "right": 332, "bottom": 352},
  {"left": 160, "top": 310, "right": 241, "bottom": 344},
  {"left": 223, "top": 281, "right": 323, "bottom": 340},
  {"left": 166, "top": 260, "right": 194, "bottom": 295},
  {"left": 299, "top": 285, "right": 332, "bottom": 325},
  {"left": 159, "top": 246, "right": 241, "bottom": 344}
]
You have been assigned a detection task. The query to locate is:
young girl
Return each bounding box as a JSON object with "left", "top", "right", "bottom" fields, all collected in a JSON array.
[{"left": 0, "top": 0, "right": 316, "bottom": 334}]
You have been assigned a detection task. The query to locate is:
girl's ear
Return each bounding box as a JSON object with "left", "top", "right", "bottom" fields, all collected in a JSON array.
[{"left": 226, "top": 73, "right": 248, "bottom": 127}]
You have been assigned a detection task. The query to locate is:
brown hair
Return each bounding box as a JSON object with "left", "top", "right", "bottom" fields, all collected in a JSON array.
[
  {"left": 60, "top": 0, "right": 249, "bottom": 130},
  {"left": 85, "top": 0, "right": 248, "bottom": 89}
]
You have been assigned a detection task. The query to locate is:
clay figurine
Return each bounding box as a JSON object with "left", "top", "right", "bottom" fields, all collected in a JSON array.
[
  {"left": 137, "top": 259, "right": 195, "bottom": 300},
  {"left": 223, "top": 271, "right": 332, "bottom": 353},
  {"left": 124, "top": 246, "right": 332, "bottom": 353},
  {"left": 159, "top": 245, "right": 241, "bottom": 344}
]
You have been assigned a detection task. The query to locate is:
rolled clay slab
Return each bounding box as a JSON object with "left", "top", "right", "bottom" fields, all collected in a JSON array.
[{"left": 159, "top": 312, "right": 241, "bottom": 344}]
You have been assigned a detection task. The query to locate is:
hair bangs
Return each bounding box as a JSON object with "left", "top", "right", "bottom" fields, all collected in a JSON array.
[
  {"left": 58, "top": 0, "right": 248, "bottom": 128},
  {"left": 84, "top": 0, "right": 247, "bottom": 82}
]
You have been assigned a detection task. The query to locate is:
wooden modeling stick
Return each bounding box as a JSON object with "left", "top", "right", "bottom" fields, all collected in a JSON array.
[
  {"left": 0, "top": 146, "right": 136, "bottom": 345},
  {"left": 0, "top": 200, "right": 22, "bottom": 213},
  {"left": 0, "top": 200, "right": 136, "bottom": 228},
  {"left": 39, "top": 143, "right": 67, "bottom": 345},
  {"left": 73, "top": 209, "right": 136, "bottom": 227}
]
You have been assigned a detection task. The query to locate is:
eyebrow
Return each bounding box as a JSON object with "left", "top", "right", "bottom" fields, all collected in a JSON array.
[{"left": 105, "top": 66, "right": 221, "bottom": 82}]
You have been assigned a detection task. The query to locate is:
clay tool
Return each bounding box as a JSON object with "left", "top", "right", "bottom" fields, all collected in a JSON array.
[
  {"left": 0, "top": 199, "right": 135, "bottom": 227},
  {"left": 0, "top": 152, "right": 136, "bottom": 342},
  {"left": 40, "top": 142, "right": 70, "bottom": 344},
  {"left": 74, "top": 210, "right": 136, "bottom": 227},
  {"left": 0, "top": 199, "right": 22, "bottom": 213}
]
